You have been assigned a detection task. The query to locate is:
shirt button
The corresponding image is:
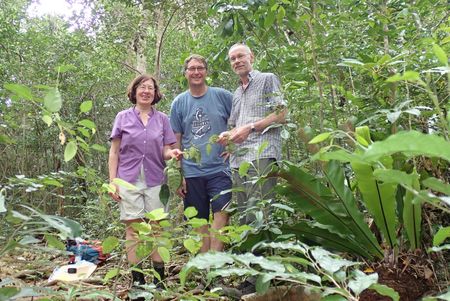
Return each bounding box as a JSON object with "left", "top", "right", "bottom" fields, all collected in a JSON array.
[
  {"left": 144, "top": 141, "right": 146, "bottom": 143},
  {"left": 144, "top": 129, "right": 146, "bottom": 131},
  {"left": 142, "top": 155, "right": 145, "bottom": 157}
]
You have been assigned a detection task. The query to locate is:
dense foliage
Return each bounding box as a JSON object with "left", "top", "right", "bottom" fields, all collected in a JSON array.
[{"left": 1, "top": 0, "right": 449, "bottom": 300}]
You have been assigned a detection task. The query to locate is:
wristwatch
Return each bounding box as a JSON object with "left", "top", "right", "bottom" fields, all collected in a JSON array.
[{"left": 250, "top": 123, "right": 256, "bottom": 132}]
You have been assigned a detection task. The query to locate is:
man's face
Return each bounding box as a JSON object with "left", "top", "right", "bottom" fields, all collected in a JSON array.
[
  {"left": 185, "top": 59, "right": 207, "bottom": 87},
  {"left": 228, "top": 45, "right": 253, "bottom": 77}
]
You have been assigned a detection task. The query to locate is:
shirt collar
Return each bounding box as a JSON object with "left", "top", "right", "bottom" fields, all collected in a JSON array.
[
  {"left": 239, "top": 70, "right": 257, "bottom": 86},
  {"left": 133, "top": 106, "right": 154, "bottom": 117}
]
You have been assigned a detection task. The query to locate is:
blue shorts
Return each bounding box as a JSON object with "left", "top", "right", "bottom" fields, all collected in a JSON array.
[{"left": 184, "top": 170, "right": 232, "bottom": 219}]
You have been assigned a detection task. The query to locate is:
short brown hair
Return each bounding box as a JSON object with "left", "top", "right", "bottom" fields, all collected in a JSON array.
[
  {"left": 127, "top": 74, "right": 162, "bottom": 105},
  {"left": 183, "top": 54, "right": 208, "bottom": 71}
]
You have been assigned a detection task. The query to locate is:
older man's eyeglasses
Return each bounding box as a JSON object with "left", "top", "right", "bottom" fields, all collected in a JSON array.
[{"left": 186, "top": 66, "right": 206, "bottom": 72}]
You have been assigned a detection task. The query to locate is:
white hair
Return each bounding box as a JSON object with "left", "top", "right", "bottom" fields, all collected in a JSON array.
[{"left": 228, "top": 43, "right": 252, "bottom": 55}]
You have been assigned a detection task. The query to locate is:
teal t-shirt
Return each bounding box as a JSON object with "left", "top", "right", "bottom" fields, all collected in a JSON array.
[{"left": 170, "top": 87, "right": 232, "bottom": 177}]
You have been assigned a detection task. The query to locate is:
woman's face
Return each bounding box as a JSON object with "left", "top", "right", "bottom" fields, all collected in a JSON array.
[{"left": 135, "top": 79, "right": 155, "bottom": 106}]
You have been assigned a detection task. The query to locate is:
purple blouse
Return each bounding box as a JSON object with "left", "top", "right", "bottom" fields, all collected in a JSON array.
[{"left": 110, "top": 107, "right": 176, "bottom": 187}]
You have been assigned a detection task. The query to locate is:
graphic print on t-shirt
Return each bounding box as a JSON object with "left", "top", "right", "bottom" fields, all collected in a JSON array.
[{"left": 191, "top": 107, "right": 211, "bottom": 139}]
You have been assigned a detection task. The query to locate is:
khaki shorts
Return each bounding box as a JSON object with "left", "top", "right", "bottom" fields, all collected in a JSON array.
[{"left": 118, "top": 168, "right": 167, "bottom": 221}]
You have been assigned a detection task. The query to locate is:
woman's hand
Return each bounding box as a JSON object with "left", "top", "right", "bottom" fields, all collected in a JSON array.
[
  {"left": 108, "top": 183, "right": 121, "bottom": 202},
  {"left": 169, "top": 148, "right": 184, "bottom": 160}
]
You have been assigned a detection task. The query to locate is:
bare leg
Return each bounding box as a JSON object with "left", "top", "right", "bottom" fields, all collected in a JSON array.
[
  {"left": 198, "top": 224, "right": 211, "bottom": 253},
  {"left": 125, "top": 219, "right": 143, "bottom": 265},
  {"left": 210, "top": 211, "right": 229, "bottom": 251}
]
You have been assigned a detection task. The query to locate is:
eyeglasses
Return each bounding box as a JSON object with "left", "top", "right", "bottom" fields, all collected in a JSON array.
[
  {"left": 186, "top": 66, "right": 206, "bottom": 72},
  {"left": 229, "top": 53, "right": 248, "bottom": 62},
  {"left": 137, "top": 85, "right": 155, "bottom": 91}
]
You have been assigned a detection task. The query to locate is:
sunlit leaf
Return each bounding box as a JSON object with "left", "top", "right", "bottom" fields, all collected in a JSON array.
[
  {"left": 183, "top": 238, "right": 201, "bottom": 254},
  {"left": 368, "top": 283, "right": 400, "bottom": 301},
  {"left": 102, "top": 236, "right": 120, "bottom": 254},
  {"left": 145, "top": 208, "right": 168, "bottom": 221},
  {"left": 44, "top": 234, "right": 65, "bottom": 250},
  {"left": 42, "top": 115, "right": 52, "bottom": 127},
  {"left": 91, "top": 144, "right": 107, "bottom": 152},
  {"left": 309, "top": 132, "right": 331, "bottom": 144},
  {"left": 184, "top": 207, "right": 198, "bottom": 219},
  {"left": 112, "top": 178, "right": 137, "bottom": 190},
  {"left": 4, "top": 83, "right": 33, "bottom": 100},
  {"left": 432, "top": 44, "right": 448, "bottom": 66},
  {"left": 79, "top": 100, "right": 93, "bottom": 113},
  {"left": 78, "top": 119, "right": 96, "bottom": 129},
  {"left": 131, "top": 222, "right": 152, "bottom": 234},
  {"left": 44, "top": 87, "right": 62, "bottom": 112},
  {"left": 157, "top": 246, "right": 170, "bottom": 263},
  {"left": 103, "top": 268, "right": 120, "bottom": 282},
  {"left": 433, "top": 226, "right": 450, "bottom": 246},
  {"left": 64, "top": 141, "right": 77, "bottom": 162}
]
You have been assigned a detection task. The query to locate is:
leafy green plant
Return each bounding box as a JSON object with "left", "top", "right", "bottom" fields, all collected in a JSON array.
[{"left": 180, "top": 241, "right": 399, "bottom": 301}]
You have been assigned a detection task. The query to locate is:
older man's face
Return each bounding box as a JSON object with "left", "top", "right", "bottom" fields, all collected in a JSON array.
[{"left": 229, "top": 45, "right": 253, "bottom": 77}]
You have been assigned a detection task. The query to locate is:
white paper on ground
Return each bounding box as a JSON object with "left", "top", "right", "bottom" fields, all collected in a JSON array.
[{"left": 48, "top": 260, "right": 97, "bottom": 282}]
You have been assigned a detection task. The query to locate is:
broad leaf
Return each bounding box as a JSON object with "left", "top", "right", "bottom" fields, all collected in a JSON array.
[
  {"left": 403, "top": 169, "right": 422, "bottom": 250},
  {"left": 102, "top": 236, "right": 119, "bottom": 254},
  {"left": 64, "top": 141, "right": 77, "bottom": 162},
  {"left": 44, "top": 87, "right": 62, "bottom": 112},
  {"left": 348, "top": 270, "right": 378, "bottom": 295},
  {"left": 433, "top": 226, "right": 450, "bottom": 246},
  {"left": 157, "top": 246, "right": 170, "bottom": 263},
  {"left": 363, "top": 131, "right": 450, "bottom": 162},
  {"left": 369, "top": 283, "right": 400, "bottom": 301},
  {"left": 4, "top": 83, "right": 33, "bottom": 100},
  {"left": 79, "top": 100, "right": 93, "bottom": 113},
  {"left": 351, "top": 159, "right": 398, "bottom": 248}
]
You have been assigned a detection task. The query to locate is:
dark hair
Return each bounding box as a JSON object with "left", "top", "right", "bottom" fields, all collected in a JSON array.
[
  {"left": 127, "top": 74, "right": 162, "bottom": 105},
  {"left": 183, "top": 54, "right": 208, "bottom": 71}
]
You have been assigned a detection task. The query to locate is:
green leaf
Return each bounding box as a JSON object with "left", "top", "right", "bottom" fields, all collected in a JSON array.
[
  {"left": 355, "top": 126, "right": 372, "bottom": 145},
  {"left": 56, "top": 64, "right": 76, "bottom": 73},
  {"left": 0, "top": 287, "right": 20, "bottom": 301},
  {"left": 103, "top": 268, "right": 120, "bottom": 282},
  {"left": 373, "top": 169, "right": 419, "bottom": 187},
  {"left": 145, "top": 208, "right": 168, "bottom": 221},
  {"left": 183, "top": 238, "right": 201, "bottom": 254},
  {"left": 351, "top": 158, "right": 398, "bottom": 248},
  {"left": 386, "top": 71, "right": 420, "bottom": 82},
  {"left": 78, "top": 119, "right": 96, "bottom": 129},
  {"left": 159, "top": 184, "right": 169, "bottom": 206},
  {"left": 206, "top": 143, "right": 212, "bottom": 156},
  {"left": 422, "top": 177, "right": 450, "bottom": 195},
  {"left": 42, "top": 115, "right": 52, "bottom": 127},
  {"left": 131, "top": 222, "right": 152, "bottom": 234},
  {"left": 91, "top": 144, "right": 107, "bottom": 152},
  {"left": 79, "top": 100, "right": 93, "bottom": 113},
  {"left": 4, "top": 83, "right": 33, "bottom": 100},
  {"left": 264, "top": 10, "right": 276, "bottom": 28},
  {"left": 102, "top": 236, "right": 120, "bottom": 254},
  {"left": 188, "top": 217, "right": 208, "bottom": 228},
  {"left": 311, "top": 247, "right": 357, "bottom": 274},
  {"left": 157, "top": 246, "right": 170, "bottom": 263},
  {"left": 433, "top": 226, "right": 450, "bottom": 246},
  {"left": 403, "top": 169, "right": 421, "bottom": 250},
  {"left": 42, "top": 178, "right": 63, "bottom": 187},
  {"left": 255, "top": 273, "right": 272, "bottom": 294},
  {"left": 363, "top": 131, "right": 450, "bottom": 162},
  {"left": 369, "top": 283, "right": 400, "bottom": 301},
  {"left": 239, "top": 161, "right": 251, "bottom": 177},
  {"left": 44, "top": 87, "right": 62, "bottom": 112},
  {"left": 64, "top": 141, "right": 77, "bottom": 162},
  {"left": 112, "top": 178, "right": 137, "bottom": 190},
  {"left": 44, "top": 234, "right": 65, "bottom": 250},
  {"left": 324, "top": 161, "right": 383, "bottom": 258},
  {"left": 309, "top": 132, "right": 331, "bottom": 144},
  {"left": 348, "top": 270, "right": 378, "bottom": 295},
  {"left": 433, "top": 44, "right": 448, "bottom": 66},
  {"left": 184, "top": 207, "right": 198, "bottom": 219}
]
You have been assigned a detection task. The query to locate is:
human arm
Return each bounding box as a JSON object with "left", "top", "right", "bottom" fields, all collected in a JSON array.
[
  {"left": 163, "top": 145, "right": 183, "bottom": 160},
  {"left": 173, "top": 133, "right": 187, "bottom": 198},
  {"left": 229, "top": 108, "right": 287, "bottom": 144},
  {"left": 108, "top": 138, "right": 121, "bottom": 201}
]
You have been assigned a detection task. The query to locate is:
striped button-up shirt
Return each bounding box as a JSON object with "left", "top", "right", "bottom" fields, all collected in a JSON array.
[{"left": 228, "top": 70, "right": 286, "bottom": 168}]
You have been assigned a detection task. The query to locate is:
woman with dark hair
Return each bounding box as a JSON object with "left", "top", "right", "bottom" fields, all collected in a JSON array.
[{"left": 108, "top": 74, "right": 182, "bottom": 288}]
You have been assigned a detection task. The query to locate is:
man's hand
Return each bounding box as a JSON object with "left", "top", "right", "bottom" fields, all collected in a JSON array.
[
  {"left": 229, "top": 124, "right": 252, "bottom": 144},
  {"left": 217, "top": 131, "right": 231, "bottom": 145},
  {"left": 168, "top": 148, "right": 183, "bottom": 160},
  {"left": 177, "top": 178, "right": 187, "bottom": 198}
]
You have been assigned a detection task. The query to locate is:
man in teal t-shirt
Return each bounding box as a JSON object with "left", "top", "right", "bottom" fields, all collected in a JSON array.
[{"left": 170, "top": 54, "right": 233, "bottom": 252}]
